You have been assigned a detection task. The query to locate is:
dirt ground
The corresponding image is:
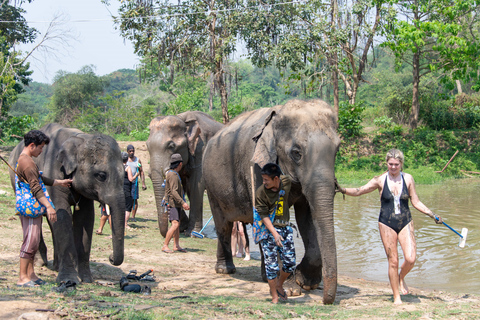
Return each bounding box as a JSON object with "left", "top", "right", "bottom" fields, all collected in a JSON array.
[{"left": 0, "top": 141, "right": 479, "bottom": 319}]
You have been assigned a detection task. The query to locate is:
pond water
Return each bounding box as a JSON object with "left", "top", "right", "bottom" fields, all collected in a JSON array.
[{"left": 201, "top": 177, "right": 480, "bottom": 295}]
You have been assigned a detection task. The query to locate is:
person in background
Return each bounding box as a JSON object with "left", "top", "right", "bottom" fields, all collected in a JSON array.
[
  {"left": 95, "top": 203, "right": 112, "bottom": 238},
  {"left": 231, "top": 221, "right": 251, "bottom": 261},
  {"left": 162, "top": 153, "right": 190, "bottom": 253},
  {"left": 337, "top": 148, "right": 443, "bottom": 304},
  {"left": 122, "top": 152, "right": 139, "bottom": 233},
  {"left": 256, "top": 163, "right": 295, "bottom": 303},
  {"left": 15, "top": 130, "right": 72, "bottom": 287},
  {"left": 126, "top": 144, "right": 146, "bottom": 222}
]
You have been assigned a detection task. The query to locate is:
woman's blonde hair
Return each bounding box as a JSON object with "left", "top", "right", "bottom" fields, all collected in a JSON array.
[{"left": 386, "top": 149, "right": 404, "bottom": 165}]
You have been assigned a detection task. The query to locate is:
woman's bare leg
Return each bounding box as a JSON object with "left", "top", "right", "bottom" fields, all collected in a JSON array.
[
  {"left": 378, "top": 222, "right": 402, "bottom": 304},
  {"left": 398, "top": 221, "right": 416, "bottom": 295},
  {"left": 231, "top": 221, "right": 238, "bottom": 256}
]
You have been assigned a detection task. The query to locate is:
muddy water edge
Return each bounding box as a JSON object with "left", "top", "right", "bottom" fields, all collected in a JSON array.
[{"left": 203, "top": 177, "right": 480, "bottom": 295}]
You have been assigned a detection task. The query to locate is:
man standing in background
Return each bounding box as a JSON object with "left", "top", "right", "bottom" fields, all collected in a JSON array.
[{"left": 126, "top": 144, "right": 146, "bottom": 222}]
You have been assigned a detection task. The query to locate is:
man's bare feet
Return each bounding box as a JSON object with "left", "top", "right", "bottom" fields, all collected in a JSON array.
[
  {"left": 393, "top": 298, "right": 403, "bottom": 305},
  {"left": 399, "top": 279, "right": 409, "bottom": 295},
  {"left": 270, "top": 288, "right": 279, "bottom": 304}
]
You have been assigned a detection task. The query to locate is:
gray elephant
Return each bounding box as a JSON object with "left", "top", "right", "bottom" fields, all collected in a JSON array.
[
  {"left": 202, "top": 99, "right": 340, "bottom": 304},
  {"left": 147, "top": 111, "right": 223, "bottom": 236},
  {"left": 9, "top": 123, "right": 125, "bottom": 284}
]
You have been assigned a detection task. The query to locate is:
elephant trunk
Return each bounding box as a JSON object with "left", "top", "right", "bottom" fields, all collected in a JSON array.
[
  {"left": 151, "top": 168, "right": 168, "bottom": 238},
  {"left": 306, "top": 181, "right": 337, "bottom": 305},
  {"left": 107, "top": 195, "right": 126, "bottom": 266}
]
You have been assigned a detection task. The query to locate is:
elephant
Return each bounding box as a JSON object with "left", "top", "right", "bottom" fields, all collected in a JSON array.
[
  {"left": 202, "top": 99, "right": 341, "bottom": 304},
  {"left": 9, "top": 123, "right": 125, "bottom": 284},
  {"left": 147, "top": 111, "right": 223, "bottom": 237}
]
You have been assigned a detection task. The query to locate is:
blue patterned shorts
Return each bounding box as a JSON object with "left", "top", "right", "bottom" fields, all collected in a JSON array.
[{"left": 260, "top": 226, "right": 296, "bottom": 280}]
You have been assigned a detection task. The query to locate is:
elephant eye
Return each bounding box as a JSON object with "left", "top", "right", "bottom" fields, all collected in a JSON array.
[
  {"left": 94, "top": 171, "right": 107, "bottom": 182},
  {"left": 290, "top": 146, "right": 302, "bottom": 163},
  {"left": 167, "top": 141, "right": 176, "bottom": 150}
]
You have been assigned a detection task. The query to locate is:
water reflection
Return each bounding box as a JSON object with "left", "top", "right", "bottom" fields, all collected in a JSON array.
[{"left": 202, "top": 178, "right": 480, "bottom": 294}]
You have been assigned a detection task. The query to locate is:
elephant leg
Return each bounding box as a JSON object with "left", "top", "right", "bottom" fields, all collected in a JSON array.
[
  {"left": 52, "top": 207, "right": 81, "bottom": 284},
  {"left": 179, "top": 210, "right": 189, "bottom": 233},
  {"left": 294, "top": 201, "right": 322, "bottom": 290},
  {"left": 73, "top": 199, "right": 95, "bottom": 283},
  {"left": 209, "top": 196, "right": 235, "bottom": 274},
  {"left": 36, "top": 233, "right": 48, "bottom": 267},
  {"left": 185, "top": 173, "right": 205, "bottom": 235},
  {"left": 260, "top": 243, "right": 267, "bottom": 282}
]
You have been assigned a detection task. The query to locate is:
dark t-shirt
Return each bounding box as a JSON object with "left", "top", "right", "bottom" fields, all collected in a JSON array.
[{"left": 255, "top": 175, "right": 291, "bottom": 226}]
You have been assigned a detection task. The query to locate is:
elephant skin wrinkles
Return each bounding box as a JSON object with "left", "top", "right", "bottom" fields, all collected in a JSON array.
[
  {"left": 9, "top": 123, "right": 126, "bottom": 284},
  {"left": 202, "top": 99, "right": 340, "bottom": 304},
  {"left": 147, "top": 111, "right": 223, "bottom": 237}
]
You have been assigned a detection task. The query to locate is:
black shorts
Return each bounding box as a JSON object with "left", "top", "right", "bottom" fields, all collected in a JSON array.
[
  {"left": 168, "top": 207, "right": 180, "bottom": 222},
  {"left": 125, "top": 195, "right": 133, "bottom": 212}
]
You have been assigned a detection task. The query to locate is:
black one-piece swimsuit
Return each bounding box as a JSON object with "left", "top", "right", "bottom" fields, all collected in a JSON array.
[{"left": 378, "top": 174, "right": 412, "bottom": 234}]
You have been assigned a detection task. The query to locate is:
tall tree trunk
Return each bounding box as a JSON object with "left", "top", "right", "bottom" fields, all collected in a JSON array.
[
  {"left": 409, "top": 50, "right": 420, "bottom": 129},
  {"left": 456, "top": 80, "right": 463, "bottom": 94},
  {"left": 209, "top": 73, "right": 214, "bottom": 112},
  {"left": 217, "top": 61, "right": 229, "bottom": 124},
  {"left": 332, "top": 58, "right": 339, "bottom": 116}
]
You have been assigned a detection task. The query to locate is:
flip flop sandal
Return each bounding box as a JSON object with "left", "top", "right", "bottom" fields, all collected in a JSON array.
[
  {"left": 34, "top": 278, "right": 46, "bottom": 285},
  {"left": 277, "top": 289, "right": 288, "bottom": 302},
  {"left": 162, "top": 248, "right": 174, "bottom": 253},
  {"left": 17, "top": 280, "right": 38, "bottom": 288},
  {"left": 174, "top": 248, "right": 187, "bottom": 253},
  {"left": 95, "top": 230, "right": 103, "bottom": 235}
]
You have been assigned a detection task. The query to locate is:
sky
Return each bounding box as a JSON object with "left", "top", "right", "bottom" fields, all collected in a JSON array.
[{"left": 18, "top": 0, "right": 140, "bottom": 84}]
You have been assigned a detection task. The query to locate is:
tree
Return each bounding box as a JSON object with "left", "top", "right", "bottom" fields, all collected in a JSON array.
[
  {"left": 0, "top": 0, "right": 37, "bottom": 117},
  {"left": 240, "top": 0, "right": 386, "bottom": 114},
  {"left": 106, "top": 0, "right": 241, "bottom": 123},
  {"left": 382, "top": 0, "right": 480, "bottom": 129},
  {"left": 48, "top": 65, "right": 107, "bottom": 125}
]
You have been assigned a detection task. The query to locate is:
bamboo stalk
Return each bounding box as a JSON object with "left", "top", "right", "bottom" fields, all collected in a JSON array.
[
  {"left": 461, "top": 170, "right": 480, "bottom": 175},
  {"left": 436, "top": 150, "right": 459, "bottom": 173},
  {"left": 461, "top": 171, "right": 474, "bottom": 178}
]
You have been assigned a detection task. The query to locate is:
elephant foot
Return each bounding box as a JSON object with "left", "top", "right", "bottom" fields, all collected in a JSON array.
[
  {"left": 284, "top": 274, "right": 302, "bottom": 297},
  {"left": 34, "top": 256, "right": 47, "bottom": 268},
  {"left": 215, "top": 262, "right": 236, "bottom": 274},
  {"left": 56, "top": 270, "right": 81, "bottom": 285},
  {"left": 79, "top": 270, "right": 93, "bottom": 283},
  {"left": 294, "top": 268, "right": 320, "bottom": 291}
]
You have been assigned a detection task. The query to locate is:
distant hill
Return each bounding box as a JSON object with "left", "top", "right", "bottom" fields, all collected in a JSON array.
[{"left": 10, "top": 69, "right": 141, "bottom": 120}]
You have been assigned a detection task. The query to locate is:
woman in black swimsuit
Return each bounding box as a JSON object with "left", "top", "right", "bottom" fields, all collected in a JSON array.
[{"left": 337, "top": 149, "right": 443, "bottom": 304}]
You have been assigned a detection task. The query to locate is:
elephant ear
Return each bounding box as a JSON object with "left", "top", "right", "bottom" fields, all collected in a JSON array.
[
  {"left": 251, "top": 110, "right": 277, "bottom": 168},
  {"left": 184, "top": 115, "right": 202, "bottom": 156},
  {"left": 57, "top": 136, "right": 84, "bottom": 176}
]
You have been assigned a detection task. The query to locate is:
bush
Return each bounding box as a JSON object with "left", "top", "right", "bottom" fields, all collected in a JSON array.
[
  {"left": 337, "top": 101, "right": 365, "bottom": 139},
  {"left": 129, "top": 128, "right": 150, "bottom": 141},
  {"left": 0, "top": 115, "right": 35, "bottom": 142},
  {"left": 374, "top": 115, "right": 393, "bottom": 129}
]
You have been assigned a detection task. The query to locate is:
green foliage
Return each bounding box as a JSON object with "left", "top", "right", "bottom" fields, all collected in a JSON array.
[
  {"left": 48, "top": 65, "right": 107, "bottom": 125},
  {"left": 10, "top": 82, "right": 52, "bottom": 121},
  {"left": 373, "top": 115, "right": 394, "bottom": 129},
  {"left": 337, "top": 101, "right": 365, "bottom": 139},
  {"left": 129, "top": 128, "right": 150, "bottom": 141},
  {"left": 0, "top": 114, "right": 35, "bottom": 142},
  {"left": 421, "top": 99, "right": 480, "bottom": 130},
  {"left": 0, "top": 1, "right": 36, "bottom": 116}
]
